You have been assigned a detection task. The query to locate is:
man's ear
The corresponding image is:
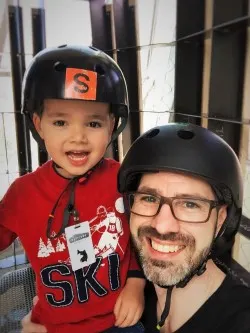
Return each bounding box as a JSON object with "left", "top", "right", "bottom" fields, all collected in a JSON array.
[
  {"left": 216, "top": 205, "right": 227, "bottom": 236},
  {"left": 33, "top": 113, "right": 44, "bottom": 139}
]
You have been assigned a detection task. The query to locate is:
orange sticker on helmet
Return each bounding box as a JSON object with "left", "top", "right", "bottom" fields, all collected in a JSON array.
[{"left": 65, "top": 68, "right": 97, "bottom": 100}]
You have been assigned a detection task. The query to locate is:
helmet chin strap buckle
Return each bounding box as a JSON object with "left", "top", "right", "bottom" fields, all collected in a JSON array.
[
  {"left": 197, "top": 262, "right": 207, "bottom": 276},
  {"left": 176, "top": 259, "right": 208, "bottom": 289}
]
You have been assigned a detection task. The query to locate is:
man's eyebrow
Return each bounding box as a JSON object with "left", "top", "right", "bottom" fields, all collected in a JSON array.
[
  {"left": 174, "top": 193, "right": 210, "bottom": 200},
  {"left": 137, "top": 186, "right": 210, "bottom": 200},
  {"left": 137, "top": 186, "right": 160, "bottom": 196}
]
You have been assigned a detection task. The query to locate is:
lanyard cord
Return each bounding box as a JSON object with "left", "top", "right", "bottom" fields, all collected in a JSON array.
[
  {"left": 47, "top": 159, "right": 104, "bottom": 239},
  {"left": 46, "top": 178, "right": 78, "bottom": 239}
]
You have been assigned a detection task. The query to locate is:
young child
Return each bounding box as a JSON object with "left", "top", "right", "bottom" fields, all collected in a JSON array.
[{"left": 0, "top": 45, "right": 145, "bottom": 333}]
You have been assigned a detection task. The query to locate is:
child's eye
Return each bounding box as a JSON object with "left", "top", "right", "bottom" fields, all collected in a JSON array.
[
  {"left": 89, "top": 122, "right": 101, "bottom": 128},
  {"left": 53, "top": 120, "right": 66, "bottom": 127}
]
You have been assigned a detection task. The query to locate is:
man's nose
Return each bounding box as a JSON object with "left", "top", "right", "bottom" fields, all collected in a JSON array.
[{"left": 151, "top": 203, "right": 180, "bottom": 234}]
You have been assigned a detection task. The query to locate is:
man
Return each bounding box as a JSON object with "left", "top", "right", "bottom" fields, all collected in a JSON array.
[
  {"left": 117, "top": 123, "right": 250, "bottom": 333},
  {"left": 21, "top": 123, "right": 250, "bottom": 332}
]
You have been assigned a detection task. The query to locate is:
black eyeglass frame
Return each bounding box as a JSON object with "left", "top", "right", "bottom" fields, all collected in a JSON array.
[{"left": 127, "top": 191, "right": 224, "bottom": 223}]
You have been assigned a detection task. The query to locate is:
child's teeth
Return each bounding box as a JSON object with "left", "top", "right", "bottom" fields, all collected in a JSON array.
[{"left": 68, "top": 152, "right": 86, "bottom": 160}]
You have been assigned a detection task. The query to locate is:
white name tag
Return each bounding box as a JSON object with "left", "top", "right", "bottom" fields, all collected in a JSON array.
[{"left": 65, "top": 222, "right": 96, "bottom": 271}]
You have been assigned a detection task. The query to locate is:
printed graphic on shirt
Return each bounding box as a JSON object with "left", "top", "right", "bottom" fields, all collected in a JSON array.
[
  {"left": 37, "top": 197, "right": 125, "bottom": 262},
  {"left": 58, "top": 257, "right": 72, "bottom": 266},
  {"left": 40, "top": 253, "right": 120, "bottom": 307},
  {"left": 56, "top": 239, "right": 66, "bottom": 252},
  {"left": 91, "top": 205, "right": 124, "bottom": 259},
  {"left": 38, "top": 238, "right": 56, "bottom": 258}
]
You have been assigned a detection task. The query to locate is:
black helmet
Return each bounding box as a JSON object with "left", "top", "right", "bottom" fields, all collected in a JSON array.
[
  {"left": 118, "top": 122, "right": 243, "bottom": 248},
  {"left": 21, "top": 45, "right": 129, "bottom": 147}
]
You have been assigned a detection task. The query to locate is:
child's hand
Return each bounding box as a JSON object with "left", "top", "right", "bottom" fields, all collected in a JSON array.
[
  {"left": 21, "top": 296, "right": 47, "bottom": 333},
  {"left": 114, "top": 278, "right": 145, "bottom": 328}
]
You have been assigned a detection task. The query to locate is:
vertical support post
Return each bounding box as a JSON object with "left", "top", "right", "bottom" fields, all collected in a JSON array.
[
  {"left": 201, "top": 0, "right": 214, "bottom": 129},
  {"left": 207, "top": 0, "right": 248, "bottom": 154},
  {"left": 174, "top": 0, "right": 205, "bottom": 125},
  {"left": 113, "top": 0, "right": 141, "bottom": 155},
  {"left": 31, "top": 7, "right": 48, "bottom": 165},
  {"left": 8, "top": 5, "right": 32, "bottom": 176}
]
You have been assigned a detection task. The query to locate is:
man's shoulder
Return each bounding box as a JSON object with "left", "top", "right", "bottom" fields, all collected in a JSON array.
[
  {"left": 203, "top": 274, "right": 250, "bottom": 332},
  {"left": 180, "top": 275, "right": 250, "bottom": 333},
  {"left": 222, "top": 273, "right": 250, "bottom": 300},
  {"left": 141, "top": 277, "right": 250, "bottom": 333}
]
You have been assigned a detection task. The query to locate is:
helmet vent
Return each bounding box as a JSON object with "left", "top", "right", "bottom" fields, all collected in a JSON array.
[
  {"left": 54, "top": 61, "right": 66, "bottom": 72},
  {"left": 95, "top": 64, "right": 106, "bottom": 75},
  {"left": 58, "top": 44, "right": 67, "bottom": 48},
  {"left": 145, "top": 128, "right": 159, "bottom": 139},
  {"left": 177, "top": 129, "right": 194, "bottom": 140}
]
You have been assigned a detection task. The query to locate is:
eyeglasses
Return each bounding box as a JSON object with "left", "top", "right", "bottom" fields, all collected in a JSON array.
[{"left": 128, "top": 192, "right": 223, "bottom": 223}]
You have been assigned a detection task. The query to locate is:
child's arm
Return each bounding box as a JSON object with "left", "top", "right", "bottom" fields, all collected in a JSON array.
[
  {"left": 21, "top": 296, "right": 47, "bottom": 333},
  {"left": 0, "top": 181, "right": 19, "bottom": 251},
  {"left": 114, "top": 276, "right": 146, "bottom": 328},
  {"left": 0, "top": 224, "right": 17, "bottom": 251},
  {"left": 114, "top": 242, "right": 146, "bottom": 327}
]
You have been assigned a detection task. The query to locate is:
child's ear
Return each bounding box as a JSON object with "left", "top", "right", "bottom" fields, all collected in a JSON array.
[{"left": 33, "top": 113, "right": 44, "bottom": 139}]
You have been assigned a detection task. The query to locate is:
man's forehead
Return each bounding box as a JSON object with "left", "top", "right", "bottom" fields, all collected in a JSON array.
[{"left": 138, "top": 171, "right": 213, "bottom": 197}]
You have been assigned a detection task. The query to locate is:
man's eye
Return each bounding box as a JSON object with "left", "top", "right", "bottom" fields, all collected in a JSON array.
[
  {"left": 53, "top": 120, "right": 66, "bottom": 127},
  {"left": 89, "top": 122, "right": 101, "bottom": 128},
  {"left": 141, "top": 195, "right": 156, "bottom": 203},
  {"left": 183, "top": 201, "right": 199, "bottom": 209}
]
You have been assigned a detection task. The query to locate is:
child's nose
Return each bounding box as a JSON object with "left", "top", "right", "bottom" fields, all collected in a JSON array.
[{"left": 70, "top": 125, "right": 88, "bottom": 143}]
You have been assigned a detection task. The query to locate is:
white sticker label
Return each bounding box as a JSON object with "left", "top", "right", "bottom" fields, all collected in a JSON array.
[{"left": 65, "top": 222, "right": 96, "bottom": 271}]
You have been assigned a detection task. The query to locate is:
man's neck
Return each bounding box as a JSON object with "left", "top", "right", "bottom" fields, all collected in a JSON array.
[{"left": 154, "top": 259, "right": 226, "bottom": 333}]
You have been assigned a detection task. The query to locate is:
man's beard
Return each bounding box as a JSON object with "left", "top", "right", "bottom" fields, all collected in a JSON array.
[{"left": 132, "top": 226, "right": 212, "bottom": 286}]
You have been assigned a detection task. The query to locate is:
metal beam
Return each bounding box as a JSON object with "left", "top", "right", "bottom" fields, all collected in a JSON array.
[
  {"left": 113, "top": 0, "right": 141, "bottom": 155},
  {"left": 8, "top": 5, "right": 32, "bottom": 176},
  {"left": 174, "top": 0, "right": 205, "bottom": 124},
  {"left": 207, "top": 0, "right": 248, "bottom": 154},
  {"left": 31, "top": 7, "right": 48, "bottom": 166}
]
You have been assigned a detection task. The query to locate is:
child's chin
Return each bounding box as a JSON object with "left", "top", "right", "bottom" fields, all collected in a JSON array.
[
  {"left": 55, "top": 166, "right": 83, "bottom": 178},
  {"left": 67, "top": 166, "right": 89, "bottom": 177}
]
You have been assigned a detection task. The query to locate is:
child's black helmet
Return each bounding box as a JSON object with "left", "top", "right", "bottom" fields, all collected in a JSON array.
[{"left": 21, "top": 45, "right": 129, "bottom": 147}]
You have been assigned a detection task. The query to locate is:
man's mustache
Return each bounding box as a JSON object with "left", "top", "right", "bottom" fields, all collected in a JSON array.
[{"left": 137, "top": 226, "right": 195, "bottom": 246}]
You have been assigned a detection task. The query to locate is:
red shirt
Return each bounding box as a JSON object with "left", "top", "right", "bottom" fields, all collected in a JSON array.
[{"left": 0, "top": 159, "right": 143, "bottom": 333}]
